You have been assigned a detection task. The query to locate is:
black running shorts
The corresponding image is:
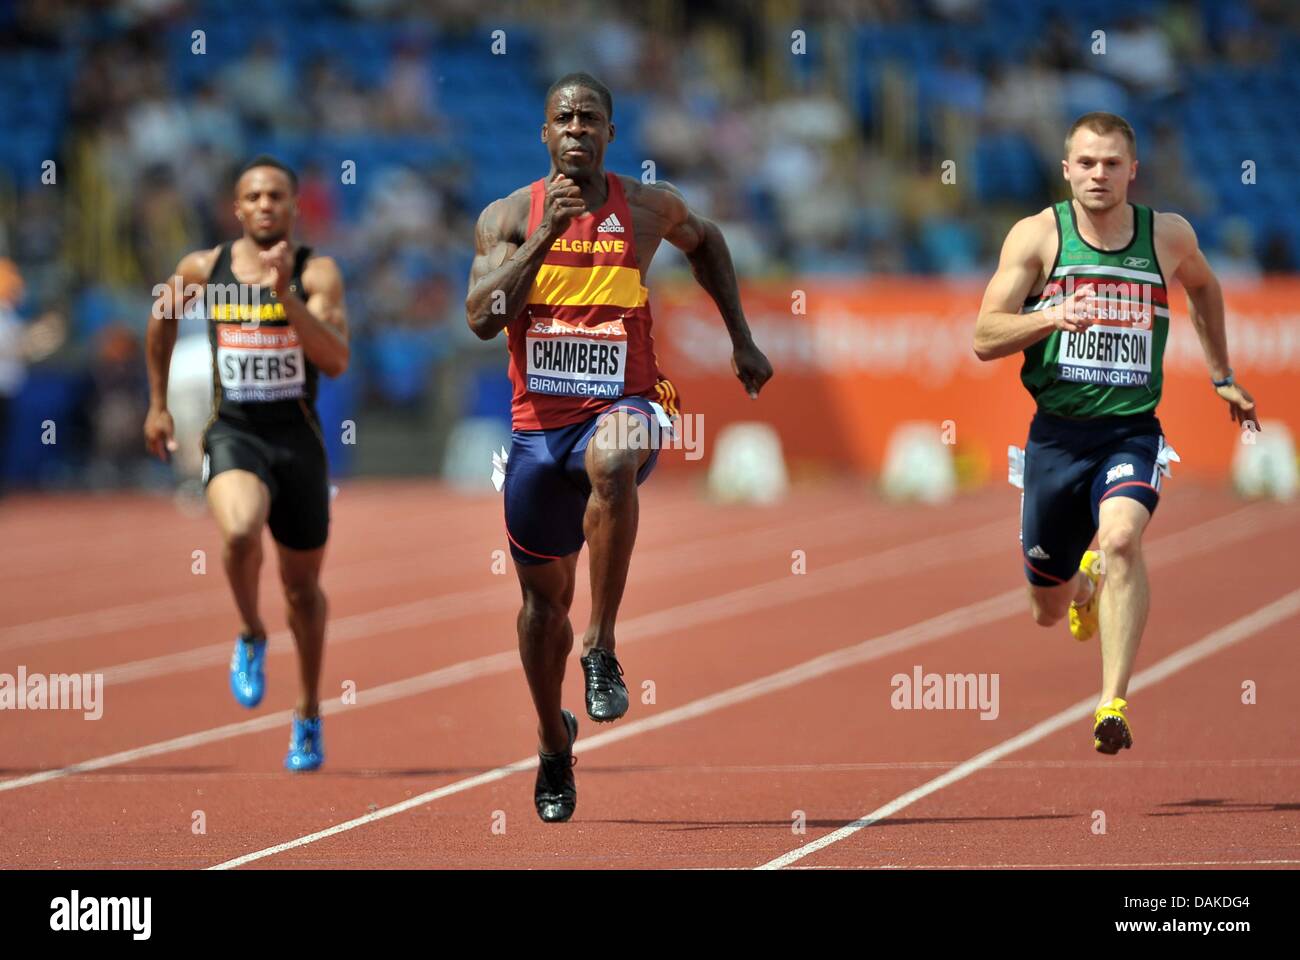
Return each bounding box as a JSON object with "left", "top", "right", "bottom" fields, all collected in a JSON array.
[{"left": 202, "top": 416, "right": 330, "bottom": 551}]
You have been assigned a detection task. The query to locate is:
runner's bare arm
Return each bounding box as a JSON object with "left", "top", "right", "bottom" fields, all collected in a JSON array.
[
  {"left": 144, "top": 248, "right": 216, "bottom": 460},
  {"left": 1162, "top": 213, "right": 1229, "bottom": 379},
  {"left": 259, "top": 243, "right": 349, "bottom": 377},
  {"left": 974, "top": 212, "right": 1092, "bottom": 361},
  {"left": 654, "top": 182, "right": 773, "bottom": 397},
  {"left": 1160, "top": 212, "right": 1258, "bottom": 428},
  {"left": 146, "top": 249, "right": 214, "bottom": 410},
  {"left": 294, "top": 255, "right": 350, "bottom": 378},
  {"left": 466, "top": 181, "right": 584, "bottom": 341},
  {"left": 466, "top": 197, "right": 528, "bottom": 340}
]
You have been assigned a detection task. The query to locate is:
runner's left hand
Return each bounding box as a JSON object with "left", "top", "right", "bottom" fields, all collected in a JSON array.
[
  {"left": 258, "top": 241, "right": 294, "bottom": 297},
  {"left": 1216, "top": 381, "right": 1259, "bottom": 433},
  {"left": 731, "top": 341, "right": 773, "bottom": 399}
]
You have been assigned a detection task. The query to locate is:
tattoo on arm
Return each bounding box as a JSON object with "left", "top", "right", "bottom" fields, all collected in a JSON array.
[{"left": 466, "top": 195, "right": 553, "bottom": 340}]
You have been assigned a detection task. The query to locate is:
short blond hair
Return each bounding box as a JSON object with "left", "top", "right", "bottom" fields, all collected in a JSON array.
[{"left": 1065, "top": 112, "right": 1137, "bottom": 159}]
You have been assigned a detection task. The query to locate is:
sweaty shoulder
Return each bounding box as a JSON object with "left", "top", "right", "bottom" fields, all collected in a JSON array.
[
  {"left": 177, "top": 245, "right": 222, "bottom": 285},
  {"left": 1154, "top": 210, "right": 1196, "bottom": 251},
  {"left": 616, "top": 175, "right": 696, "bottom": 244},
  {"left": 1015, "top": 207, "right": 1058, "bottom": 247},
  {"left": 1152, "top": 210, "right": 1202, "bottom": 279},
  {"left": 1001, "top": 208, "right": 1057, "bottom": 266},
  {"left": 478, "top": 186, "right": 532, "bottom": 245},
  {"left": 620, "top": 176, "right": 684, "bottom": 211},
  {"left": 302, "top": 253, "right": 343, "bottom": 291}
]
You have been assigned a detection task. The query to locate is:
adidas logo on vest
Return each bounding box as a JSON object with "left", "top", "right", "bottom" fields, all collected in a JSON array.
[{"left": 597, "top": 212, "right": 624, "bottom": 233}]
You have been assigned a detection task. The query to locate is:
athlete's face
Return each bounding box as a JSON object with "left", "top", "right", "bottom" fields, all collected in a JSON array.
[
  {"left": 1063, "top": 129, "right": 1137, "bottom": 212},
  {"left": 542, "top": 86, "right": 613, "bottom": 180},
  {"left": 234, "top": 167, "right": 297, "bottom": 246}
]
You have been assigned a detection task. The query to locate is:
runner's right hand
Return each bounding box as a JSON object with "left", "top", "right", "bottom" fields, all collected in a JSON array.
[
  {"left": 540, "top": 173, "right": 586, "bottom": 236},
  {"left": 1044, "top": 284, "right": 1097, "bottom": 333},
  {"left": 144, "top": 405, "right": 178, "bottom": 462}
]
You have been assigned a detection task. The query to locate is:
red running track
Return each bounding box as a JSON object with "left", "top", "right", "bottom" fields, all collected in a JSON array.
[{"left": 0, "top": 479, "right": 1297, "bottom": 869}]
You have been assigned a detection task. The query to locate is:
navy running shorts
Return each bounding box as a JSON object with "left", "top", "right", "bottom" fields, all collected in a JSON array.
[
  {"left": 504, "top": 396, "right": 664, "bottom": 565},
  {"left": 1019, "top": 410, "right": 1169, "bottom": 587}
]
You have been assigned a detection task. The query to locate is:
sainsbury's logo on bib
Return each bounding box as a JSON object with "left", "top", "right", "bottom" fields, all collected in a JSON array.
[
  {"left": 525, "top": 317, "right": 627, "bottom": 399},
  {"left": 216, "top": 324, "right": 306, "bottom": 402},
  {"left": 1051, "top": 276, "right": 1159, "bottom": 388}
]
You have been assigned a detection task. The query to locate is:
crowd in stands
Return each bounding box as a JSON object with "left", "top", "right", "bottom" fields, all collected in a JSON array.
[{"left": 1, "top": 0, "right": 1296, "bottom": 486}]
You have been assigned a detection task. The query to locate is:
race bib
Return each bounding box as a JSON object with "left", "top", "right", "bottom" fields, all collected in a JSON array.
[
  {"left": 1055, "top": 281, "right": 1155, "bottom": 388},
  {"left": 216, "top": 325, "right": 306, "bottom": 402},
  {"left": 525, "top": 317, "right": 626, "bottom": 399},
  {"left": 1057, "top": 322, "right": 1153, "bottom": 387}
]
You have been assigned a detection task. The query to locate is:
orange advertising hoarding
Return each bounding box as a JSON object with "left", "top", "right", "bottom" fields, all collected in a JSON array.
[{"left": 650, "top": 279, "right": 1300, "bottom": 481}]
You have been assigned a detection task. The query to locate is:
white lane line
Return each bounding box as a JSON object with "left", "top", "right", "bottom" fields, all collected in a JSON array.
[
  {"left": 786, "top": 860, "right": 1300, "bottom": 869},
  {"left": 757, "top": 586, "right": 1300, "bottom": 870},
  {"left": 207, "top": 757, "right": 541, "bottom": 870},
  {"left": 0, "top": 496, "right": 894, "bottom": 654},
  {"left": 0, "top": 652, "right": 523, "bottom": 795},
  {"left": 48, "top": 499, "right": 911, "bottom": 679},
  {"left": 97, "top": 589, "right": 510, "bottom": 685},
  {"left": 20, "top": 492, "right": 1269, "bottom": 675},
  {"left": 0, "top": 590, "right": 231, "bottom": 654},
  {"left": 96, "top": 496, "right": 1272, "bottom": 686},
  {"left": 94, "top": 509, "right": 1008, "bottom": 686},
  {"left": 0, "top": 489, "right": 491, "bottom": 583},
  {"left": 673, "top": 758, "right": 1300, "bottom": 772},
  {"left": 0, "top": 516, "right": 1011, "bottom": 795},
  {"left": 208, "top": 589, "right": 1028, "bottom": 869},
  {"left": 46, "top": 756, "right": 1300, "bottom": 784},
  {"left": 0, "top": 511, "right": 530, "bottom": 654},
  {"left": 0, "top": 503, "right": 1268, "bottom": 801},
  {"left": 209, "top": 570, "right": 1295, "bottom": 870}
]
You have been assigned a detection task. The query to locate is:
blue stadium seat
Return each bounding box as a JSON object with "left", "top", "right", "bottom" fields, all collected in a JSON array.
[
  {"left": 972, "top": 133, "right": 1044, "bottom": 203},
  {"left": 1, "top": 370, "right": 89, "bottom": 486},
  {"left": 920, "top": 218, "right": 979, "bottom": 275}
]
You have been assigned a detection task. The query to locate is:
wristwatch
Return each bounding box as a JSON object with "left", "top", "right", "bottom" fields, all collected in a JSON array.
[{"left": 1212, "top": 369, "right": 1234, "bottom": 388}]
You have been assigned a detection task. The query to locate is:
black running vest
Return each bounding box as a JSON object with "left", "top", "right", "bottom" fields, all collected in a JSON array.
[{"left": 205, "top": 242, "right": 318, "bottom": 424}]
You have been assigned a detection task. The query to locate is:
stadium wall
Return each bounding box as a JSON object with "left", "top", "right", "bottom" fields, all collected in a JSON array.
[{"left": 650, "top": 278, "right": 1300, "bottom": 482}]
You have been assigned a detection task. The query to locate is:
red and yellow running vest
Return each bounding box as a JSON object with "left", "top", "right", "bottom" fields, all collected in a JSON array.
[{"left": 506, "top": 172, "right": 677, "bottom": 430}]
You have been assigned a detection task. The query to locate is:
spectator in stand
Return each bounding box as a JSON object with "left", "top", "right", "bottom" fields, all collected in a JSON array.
[
  {"left": 0, "top": 259, "right": 66, "bottom": 488},
  {"left": 1208, "top": 219, "right": 1263, "bottom": 284},
  {"left": 380, "top": 39, "right": 442, "bottom": 133},
  {"left": 130, "top": 164, "right": 201, "bottom": 293},
  {"left": 217, "top": 38, "right": 296, "bottom": 135},
  {"left": 1095, "top": 15, "right": 1179, "bottom": 96},
  {"left": 296, "top": 162, "right": 340, "bottom": 250},
  {"left": 86, "top": 324, "right": 150, "bottom": 488}
]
